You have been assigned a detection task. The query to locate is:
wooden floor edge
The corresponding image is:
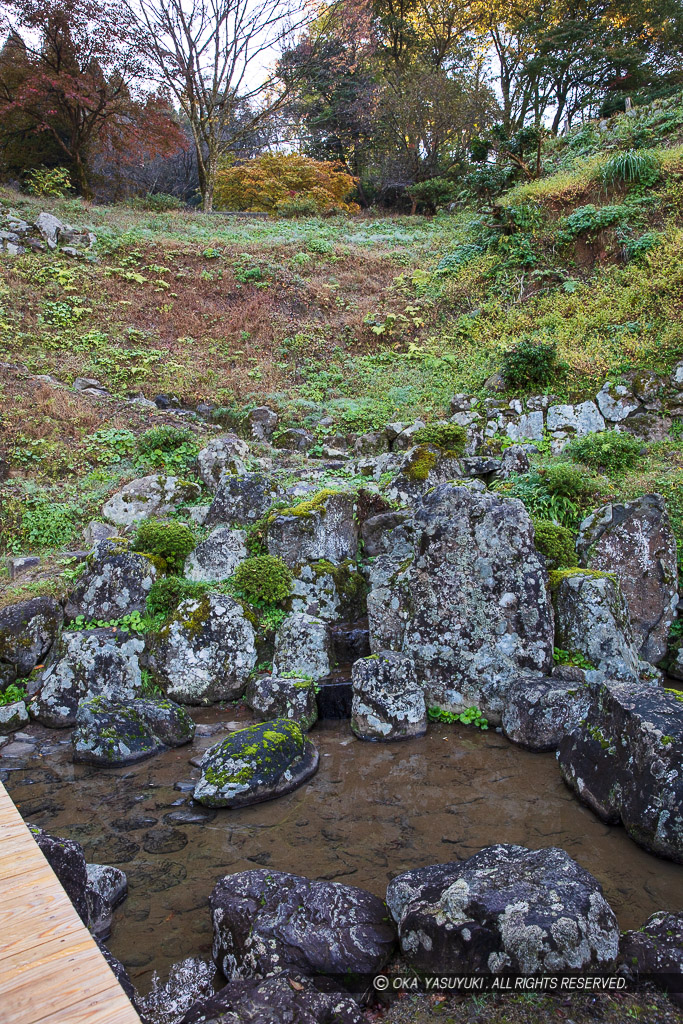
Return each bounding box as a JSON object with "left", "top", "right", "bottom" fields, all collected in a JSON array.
[{"left": 0, "top": 780, "right": 142, "bottom": 1024}]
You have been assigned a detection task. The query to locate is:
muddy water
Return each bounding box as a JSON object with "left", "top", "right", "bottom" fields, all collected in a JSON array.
[{"left": 4, "top": 710, "right": 683, "bottom": 995}]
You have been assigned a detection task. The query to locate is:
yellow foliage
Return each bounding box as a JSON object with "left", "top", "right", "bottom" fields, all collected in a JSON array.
[{"left": 214, "top": 153, "right": 359, "bottom": 215}]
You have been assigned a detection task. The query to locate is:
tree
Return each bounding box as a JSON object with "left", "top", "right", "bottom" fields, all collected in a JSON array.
[
  {"left": 126, "top": 0, "right": 310, "bottom": 212},
  {"left": 0, "top": 0, "right": 184, "bottom": 196}
]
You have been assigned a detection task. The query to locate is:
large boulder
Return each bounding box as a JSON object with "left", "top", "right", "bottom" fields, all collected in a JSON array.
[
  {"left": 546, "top": 401, "right": 605, "bottom": 441},
  {"left": 366, "top": 484, "right": 554, "bottom": 725},
  {"left": 386, "top": 444, "right": 463, "bottom": 504},
  {"left": 0, "top": 700, "right": 29, "bottom": 734},
  {"left": 386, "top": 844, "right": 619, "bottom": 973},
  {"left": 272, "top": 612, "right": 331, "bottom": 681},
  {"left": 184, "top": 527, "right": 247, "bottom": 582},
  {"left": 290, "top": 560, "right": 367, "bottom": 623},
  {"left": 193, "top": 719, "right": 319, "bottom": 808},
  {"left": 149, "top": 593, "right": 256, "bottom": 704},
  {"left": 558, "top": 680, "right": 683, "bottom": 862},
  {"left": 351, "top": 651, "right": 426, "bottom": 741},
  {"left": 72, "top": 695, "right": 195, "bottom": 766},
  {"left": 197, "top": 434, "right": 249, "bottom": 491},
  {"left": 29, "top": 628, "right": 144, "bottom": 727},
  {"left": 619, "top": 912, "right": 683, "bottom": 998},
  {"left": 245, "top": 675, "right": 318, "bottom": 731},
  {"left": 501, "top": 670, "right": 593, "bottom": 751},
  {"left": 205, "top": 473, "right": 277, "bottom": 527},
  {"left": 178, "top": 975, "right": 363, "bottom": 1024},
  {"left": 102, "top": 475, "right": 200, "bottom": 528},
  {"left": 550, "top": 570, "right": 642, "bottom": 681},
  {"left": 267, "top": 490, "right": 358, "bottom": 567},
  {"left": 209, "top": 869, "right": 396, "bottom": 978},
  {"left": 0, "top": 596, "right": 64, "bottom": 678},
  {"left": 64, "top": 539, "right": 157, "bottom": 621},
  {"left": 577, "top": 494, "right": 678, "bottom": 664},
  {"left": 248, "top": 406, "right": 278, "bottom": 442}
]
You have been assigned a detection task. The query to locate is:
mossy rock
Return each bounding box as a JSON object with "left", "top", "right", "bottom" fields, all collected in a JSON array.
[
  {"left": 193, "top": 718, "right": 319, "bottom": 808},
  {"left": 532, "top": 518, "right": 578, "bottom": 570}
]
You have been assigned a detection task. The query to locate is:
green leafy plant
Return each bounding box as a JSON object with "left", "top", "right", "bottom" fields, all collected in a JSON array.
[
  {"left": 146, "top": 576, "right": 211, "bottom": 619},
  {"left": 131, "top": 519, "right": 196, "bottom": 572},
  {"left": 553, "top": 647, "right": 596, "bottom": 670},
  {"left": 427, "top": 705, "right": 489, "bottom": 730},
  {"left": 412, "top": 423, "right": 467, "bottom": 455},
  {"left": 406, "top": 176, "right": 457, "bottom": 213},
  {"left": 20, "top": 500, "right": 75, "bottom": 550},
  {"left": 601, "top": 149, "right": 661, "bottom": 187},
  {"left": 136, "top": 426, "right": 199, "bottom": 472},
  {"left": 565, "top": 430, "right": 644, "bottom": 473},
  {"left": 542, "top": 462, "right": 597, "bottom": 499},
  {"left": 25, "top": 166, "right": 72, "bottom": 196},
  {"left": 532, "top": 518, "right": 578, "bottom": 569},
  {"left": 232, "top": 555, "right": 293, "bottom": 604},
  {"left": 84, "top": 428, "right": 137, "bottom": 465},
  {"left": 435, "top": 242, "right": 485, "bottom": 275},
  {"left": 0, "top": 683, "right": 28, "bottom": 705},
  {"left": 276, "top": 196, "right": 318, "bottom": 218},
  {"left": 130, "top": 192, "right": 183, "bottom": 212},
  {"left": 139, "top": 668, "right": 165, "bottom": 696},
  {"left": 500, "top": 339, "right": 564, "bottom": 389}
]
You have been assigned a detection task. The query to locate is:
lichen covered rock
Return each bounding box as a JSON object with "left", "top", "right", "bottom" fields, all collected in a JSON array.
[
  {"left": 245, "top": 675, "right": 318, "bottom": 731},
  {"left": 0, "top": 700, "right": 29, "bottom": 734},
  {"left": 577, "top": 494, "right": 678, "bottom": 665},
  {"left": 102, "top": 474, "right": 200, "bottom": 528},
  {"left": 619, "top": 911, "right": 683, "bottom": 996},
  {"left": 550, "top": 569, "right": 642, "bottom": 681},
  {"left": 386, "top": 844, "right": 619, "bottom": 973},
  {"left": 272, "top": 612, "right": 331, "bottom": 681},
  {"left": 290, "top": 559, "right": 367, "bottom": 623},
  {"left": 72, "top": 695, "right": 195, "bottom": 765},
  {"left": 149, "top": 593, "right": 256, "bottom": 704},
  {"left": 205, "top": 473, "right": 277, "bottom": 527},
  {"left": 366, "top": 484, "right": 554, "bottom": 724},
  {"left": 0, "top": 596, "right": 64, "bottom": 678},
  {"left": 64, "top": 539, "right": 157, "bottom": 621},
  {"left": 351, "top": 651, "right": 426, "bottom": 741},
  {"left": 193, "top": 719, "right": 319, "bottom": 808},
  {"left": 558, "top": 680, "right": 683, "bottom": 862},
  {"left": 184, "top": 527, "right": 247, "bottom": 582},
  {"left": 209, "top": 868, "right": 395, "bottom": 978},
  {"left": 30, "top": 628, "right": 144, "bottom": 727},
  {"left": 501, "top": 672, "right": 592, "bottom": 751},
  {"left": 178, "top": 975, "right": 364, "bottom": 1024},
  {"left": 267, "top": 490, "right": 358, "bottom": 567},
  {"left": 196, "top": 434, "right": 249, "bottom": 491}
]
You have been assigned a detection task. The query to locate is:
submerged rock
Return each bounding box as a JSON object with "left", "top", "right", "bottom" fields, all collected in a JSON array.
[
  {"left": 0, "top": 596, "right": 64, "bottom": 678},
  {"left": 72, "top": 695, "right": 195, "bottom": 766},
  {"left": 193, "top": 719, "right": 318, "bottom": 808},
  {"left": 102, "top": 475, "right": 200, "bottom": 528},
  {"left": 30, "top": 628, "right": 144, "bottom": 728},
  {"left": 558, "top": 680, "right": 683, "bottom": 862},
  {"left": 210, "top": 868, "right": 395, "bottom": 978},
  {"left": 272, "top": 612, "right": 331, "bottom": 681},
  {"left": 366, "top": 483, "right": 554, "bottom": 724},
  {"left": 577, "top": 494, "right": 678, "bottom": 665},
  {"left": 245, "top": 675, "right": 318, "bottom": 731},
  {"left": 386, "top": 844, "right": 619, "bottom": 973},
  {"left": 65, "top": 539, "right": 157, "bottom": 621},
  {"left": 351, "top": 651, "right": 426, "bottom": 741},
  {"left": 149, "top": 593, "right": 256, "bottom": 704},
  {"left": 551, "top": 570, "right": 642, "bottom": 680},
  {"left": 501, "top": 672, "right": 592, "bottom": 751},
  {"left": 178, "top": 975, "right": 364, "bottom": 1024}
]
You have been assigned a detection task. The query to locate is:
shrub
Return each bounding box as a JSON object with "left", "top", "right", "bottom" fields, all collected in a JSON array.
[
  {"left": 566, "top": 430, "right": 643, "bottom": 473},
  {"left": 561, "top": 204, "right": 625, "bottom": 239},
  {"left": 232, "top": 555, "right": 293, "bottom": 604},
  {"left": 601, "top": 149, "right": 661, "bottom": 187},
  {"left": 436, "top": 243, "right": 485, "bottom": 275},
  {"left": 146, "top": 576, "right": 210, "bottom": 619},
  {"left": 131, "top": 519, "right": 196, "bottom": 573},
  {"left": 214, "top": 153, "right": 359, "bottom": 215},
  {"left": 20, "top": 500, "right": 74, "bottom": 549},
  {"left": 276, "top": 196, "right": 318, "bottom": 218},
  {"left": 542, "top": 462, "right": 597, "bottom": 498},
  {"left": 532, "top": 518, "right": 579, "bottom": 570},
  {"left": 0, "top": 683, "right": 28, "bottom": 705},
  {"left": 623, "top": 231, "right": 661, "bottom": 261},
  {"left": 500, "top": 339, "right": 563, "bottom": 389},
  {"left": 130, "top": 192, "right": 183, "bottom": 212},
  {"left": 25, "top": 166, "right": 72, "bottom": 196},
  {"left": 406, "top": 177, "right": 457, "bottom": 213},
  {"left": 412, "top": 423, "right": 467, "bottom": 455}
]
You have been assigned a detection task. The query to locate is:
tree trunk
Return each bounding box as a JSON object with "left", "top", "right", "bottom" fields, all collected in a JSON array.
[{"left": 72, "top": 149, "right": 92, "bottom": 199}]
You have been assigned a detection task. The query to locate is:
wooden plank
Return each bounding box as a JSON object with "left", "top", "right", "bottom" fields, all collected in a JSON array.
[{"left": 0, "top": 781, "right": 141, "bottom": 1024}]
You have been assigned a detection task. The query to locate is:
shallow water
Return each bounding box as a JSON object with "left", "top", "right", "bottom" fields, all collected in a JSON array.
[{"left": 4, "top": 710, "right": 683, "bottom": 995}]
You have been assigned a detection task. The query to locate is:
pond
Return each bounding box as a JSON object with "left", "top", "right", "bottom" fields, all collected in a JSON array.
[{"left": 4, "top": 710, "right": 683, "bottom": 995}]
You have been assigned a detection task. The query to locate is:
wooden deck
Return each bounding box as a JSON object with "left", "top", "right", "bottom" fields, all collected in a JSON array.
[{"left": 0, "top": 780, "right": 141, "bottom": 1024}]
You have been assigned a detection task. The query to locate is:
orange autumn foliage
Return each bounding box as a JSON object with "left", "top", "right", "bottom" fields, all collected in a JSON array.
[{"left": 214, "top": 153, "right": 359, "bottom": 215}]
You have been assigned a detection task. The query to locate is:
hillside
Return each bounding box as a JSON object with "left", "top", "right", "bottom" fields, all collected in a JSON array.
[{"left": 2, "top": 93, "right": 683, "bottom": 1024}]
